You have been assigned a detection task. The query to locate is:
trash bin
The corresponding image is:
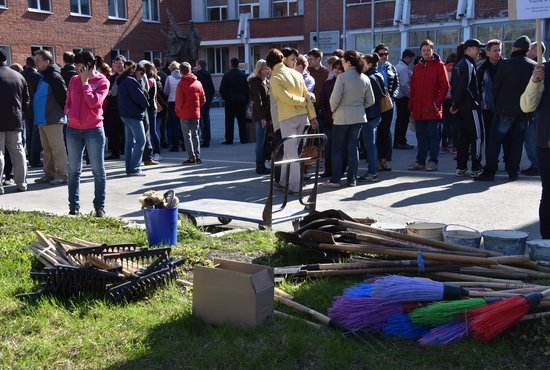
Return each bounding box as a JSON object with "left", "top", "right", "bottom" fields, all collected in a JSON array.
[{"left": 143, "top": 207, "right": 178, "bottom": 246}]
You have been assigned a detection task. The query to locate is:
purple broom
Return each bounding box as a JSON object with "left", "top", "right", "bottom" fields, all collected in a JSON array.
[
  {"left": 418, "top": 319, "right": 469, "bottom": 345},
  {"left": 327, "top": 296, "right": 403, "bottom": 331},
  {"left": 371, "top": 275, "right": 467, "bottom": 302}
]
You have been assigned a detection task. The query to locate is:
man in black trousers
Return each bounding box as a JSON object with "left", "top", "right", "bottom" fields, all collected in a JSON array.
[{"left": 219, "top": 58, "right": 249, "bottom": 144}]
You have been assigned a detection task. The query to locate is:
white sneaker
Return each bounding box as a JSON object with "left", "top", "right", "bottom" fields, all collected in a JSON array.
[
  {"left": 456, "top": 169, "right": 467, "bottom": 177},
  {"left": 426, "top": 161, "right": 438, "bottom": 171},
  {"left": 320, "top": 181, "right": 340, "bottom": 188},
  {"left": 408, "top": 162, "right": 425, "bottom": 171},
  {"left": 471, "top": 169, "right": 483, "bottom": 177},
  {"left": 128, "top": 171, "right": 146, "bottom": 177},
  {"left": 152, "top": 153, "right": 162, "bottom": 161}
]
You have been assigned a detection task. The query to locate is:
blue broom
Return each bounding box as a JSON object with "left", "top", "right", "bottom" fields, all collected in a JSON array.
[
  {"left": 418, "top": 319, "right": 469, "bottom": 345},
  {"left": 382, "top": 314, "right": 431, "bottom": 339},
  {"left": 371, "top": 275, "right": 468, "bottom": 302},
  {"left": 327, "top": 296, "right": 404, "bottom": 331}
]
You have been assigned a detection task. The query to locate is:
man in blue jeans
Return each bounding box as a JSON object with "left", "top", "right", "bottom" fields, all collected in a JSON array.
[{"left": 476, "top": 36, "right": 536, "bottom": 181}]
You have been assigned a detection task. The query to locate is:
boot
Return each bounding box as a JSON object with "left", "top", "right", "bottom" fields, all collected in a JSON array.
[{"left": 256, "top": 161, "right": 270, "bottom": 175}]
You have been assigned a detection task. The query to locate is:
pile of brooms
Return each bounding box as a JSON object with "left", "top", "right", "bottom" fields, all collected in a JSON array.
[
  {"left": 19, "top": 231, "right": 183, "bottom": 303},
  {"left": 272, "top": 210, "right": 550, "bottom": 344}
]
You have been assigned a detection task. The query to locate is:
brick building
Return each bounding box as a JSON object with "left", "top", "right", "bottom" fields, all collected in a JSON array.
[{"left": 0, "top": 1, "right": 544, "bottom": 89}]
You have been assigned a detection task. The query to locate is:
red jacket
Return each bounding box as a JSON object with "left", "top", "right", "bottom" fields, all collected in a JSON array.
[
  {"left": 175, "top": 73, "right": 205, "bottom": 119},
  {"left": 409, "top": 53, "right": 449, "bottom": 121}
]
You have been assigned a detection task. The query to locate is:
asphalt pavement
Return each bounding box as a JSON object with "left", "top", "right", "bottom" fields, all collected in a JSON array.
[{"left": 0, "top": 108, "right": 542, "bottom": 238}]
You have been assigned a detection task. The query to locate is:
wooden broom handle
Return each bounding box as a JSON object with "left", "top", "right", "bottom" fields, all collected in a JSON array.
[{"left": 274, "top": 295, "right": 332, "bottom": 326}]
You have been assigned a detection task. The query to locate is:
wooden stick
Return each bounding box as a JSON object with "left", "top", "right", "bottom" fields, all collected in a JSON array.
[
  {"left": 30, "top": 242, "right": 61, "bottom": 266},
  {"left": 35, "top": 231, "right": 68, "bottom": 265},
  {"left": 274, "top": 310, "right": 322, "bottom": 329},
  {"left": 458, "top": 267, "right": 531, "bottom": 280},
  {"left": 22, "top": 245, "right": 54, "bottom": 267},
  {"left": 274, "top": 287, "right": 294, "bottom": 300},
  {"left": 274, "top": 295, "right": 335, "bottom": 327},
  {"left": 445, "top": 282, "right": 541, "bottom": 290},
  {"left": 433, "top": 272, "right": 524, "bottom": 284},
  {"left": 537, "top": 19, "right": 543, "bottom": 63},
  {"left": 176, "top": 278, "right": 193, "bottom": 287}
]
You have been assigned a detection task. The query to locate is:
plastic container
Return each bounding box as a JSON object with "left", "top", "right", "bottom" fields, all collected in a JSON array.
[
  {"left": 406, "top": 222, "right": 446, "bottom": 241},
  {"left": 527, "top": 239, "right": 550, "bottom": 262},
  {"left": 443, "top": 224, "right": 481, "bottom": 248},
  {"left": 481, "top": 230, "right": 528, "bottom": 256},
  {"left": 143, "top": 207, "right": 178, "bottom": 246}
]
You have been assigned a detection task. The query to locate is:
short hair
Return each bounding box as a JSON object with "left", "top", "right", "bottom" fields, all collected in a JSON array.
[
  {"left": 10, "top": 63, "right": 24, "bottom": 72},
  {"left": 0, "top": 49, "right": 6, "bottom": 63},
  {"left": 179, "top": 62, "right": 192, "bottom": 74},
  {"left": 282, "top": 47, "right": 299, "bottom": 58},
  {"left": 168, "top": 61, "right": 180, "bottom": 72},
  {"left": 374, "top": 43, "right": 388, "bottom": 53},
  {"left": 74, "top": 50, "right": 95, "bottom": 67},
  {"left": 153, "top": 58, "right": 162, "bottom": 68},
  {"left": 307, "top": 48, "right": 323, "bottom": 59},
  {"left": 420, "top": 39, "right": 434, "bottom": 50},
  {"left": 401, "top": 49, "right": 415, "bottom": 59},
  {"left": 266, "top": 48, "right": 284, "bottom": 69},
  {"left": 531, "top": 41, "right": 546, "bottom": 54},
  {"left": 230, "top": 57, "right": 240, "bottom": 68},
  {"left": 34, "top": 49, "right": 54, "bottom": 64},
  {"left": 296, "top": 55, "right": 308, "bottom": 69},
  {"left": 113, "top": 55, "right": 127, "bottom": 63},
  {"left": 343, "top": 50, "right": 365, "bottom": 74},
  {"left": 326, "top": 56, "right": 339, "bottom": 67},
  {"left": 63, "top": 51, "right": 75, "bottom": 64},
  {"left": 197, "top": 59, "right": 207, "bottom": 69},
  {"left": 25, "top": 57, "right": 36, "bottom": 68},
  {"left": 332, "top": 49, "right": 344, "bottom": 58},
  {"left": 486, "top": 39, "right": 502, "bottom": 51}
]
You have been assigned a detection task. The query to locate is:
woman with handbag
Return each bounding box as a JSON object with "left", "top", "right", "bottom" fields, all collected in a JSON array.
[
  {"left": 322, "top": 50, "right": 375, "bottom": 188},
  {"left": 248, "top": 59, "right": 272, "bottom": 174},
  {"left": 359, "top": 53, "right": 385, "bottom": 182}
]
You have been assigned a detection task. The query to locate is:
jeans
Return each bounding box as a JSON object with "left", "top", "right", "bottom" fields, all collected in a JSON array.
[
  {"left": 538, "top": 147, "right": 550, "bottom": 239},
  {"left": 377, "top": 108, "right": 393, "bottom": 160},
  {"left": 362, "top": 117, "right": 381, "bottom": 174},
  {"left": 66, "top": 126, "right": 106, "bottom": 211},
  {"left": 524, "top": 122, "right": 538, "bottom": 168},
  {"left": 331, "top": 123, "right": 362, "bottom": 184},
  {"left": 485, "top": 114, "right": 527, "bottom": 176},
  {"left": 148, "top": 109, "right": 160, "bottom": 154},
  {"left": 255, "top": 121, "right": 266, "bottom": 163},
  {"left": 200, "top": 101, "right": 211, "bottom": 146},
  {"left": 180, "top": 118, "right": 200, "bottom": 161},
  {"left": 442, "top": 99, "right": 459, "bottom": 148},
  {"left": 415, "top": 120, "right": 441, "bottom": 165},
  {"left": 121, "top": 116, "right": 146, "bottom": 174}
]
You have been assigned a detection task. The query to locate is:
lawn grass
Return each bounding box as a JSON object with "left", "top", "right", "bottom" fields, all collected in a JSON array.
[{"left": 1, "top": 209, "right": 550, "bottom": 369}]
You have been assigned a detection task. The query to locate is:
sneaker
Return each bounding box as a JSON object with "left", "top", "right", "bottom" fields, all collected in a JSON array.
[
  {"left": 470, "top": 169, "right": 483, "bottom": 178},
  {"left": 320, "top": 181, "right": 340, "bottom": 188},
  {"left": 2, "top": 179, "right": 15, "bottom": 186},
  {"left": 456, "top": 169, "right": 467, "bottom": 177},
  {"left": 0, "top": 187, "right": 4, "bottom": 195},
  {"left": 408, "top": 162, "right": 425, "bottom": 171},
  {"left": 426, "top": 161, "right": 438, "bottom": 171},
  {"left": 195, "top": 158, "right": 202, "bottom": 164},
  {"left": 128, "top": 171, "right": 146, "bottom": 177},
  {"left": 50, "top": 178, "right": 67, "bottom": 185},
  {"left": 69, "top": 208, "right": 80, "bottom": 216},
  {"left": 521, "top": 167, "right": 540, "bottom": 176},
  {"left": 182, "top": 158, "right": 196, "bottom": 165},
  {"left": 35, "top": 176, "right": 53, "bottom": 184},
  {"left": 359, "top": 173, "right": 378, "bottom": 182},
  {"left": 347, "top": 181, "right": 356, "bottom": 187},
  {"left": 144, "top": 159, "right": 160, "bottom": 166},
  {"left": 152, "top": 153, "right": 162, "bottom": 161},
  {"left": 95, "top": 208, "right": 106, "bottom": 218},
  {"left": 17, "top": 184, "right": 27, "bottom": 192}
]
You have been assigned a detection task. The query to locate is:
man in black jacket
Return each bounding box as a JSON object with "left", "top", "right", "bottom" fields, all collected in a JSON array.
[
  {"left": 219, "top": 58, "right": 249, "bottom": 144},
  {"left": 0, "top": 49, "right": 29, "bottom": 194},
  {"left": 60, "top": 51, "right": 78, "bottom": 87},
  {"left": 21, "top": 57, "right": 42, "bottom": 167},
  {"left": 476, "top": 35, "right": 536, "bottom": 181},
  {"left": 195, "top": 59, "right": 215, "bottom": 147},
  {"left": 450, "top": 39, "right": 485, "bottom": 177}
]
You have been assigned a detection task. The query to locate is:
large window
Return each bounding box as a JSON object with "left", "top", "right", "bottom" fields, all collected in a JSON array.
[
  {"left": 207, "top": 0, "right": 227, "bottom": 21},
  {"left": 28, "top": 0, "right": 51, "bottom": 12},
  {"left": 70, "top": 0, "right": 90, "bottom": 16},
  {"left": 239, "top": 0, "right": 259, "bottom": 18},
  {"left": 206, "top": 47, "right": 229, "bottom": 74},
  {"left": 355, "top": 32, "right": 401, "bottom": 57},
  {"left": 409, "top": 28, "right": 463, "bottom": 62},
  {"left": 273, "top": 0, "right": 298, "bottom": 17},
  {"left": 0, "top": 1, "right": 7, "bottom": 9},
  {"left": 32, "top": 45, "right": 55, "bottom": 60},
  {"left": 474, "top": 21, "right": 535, "bottom": 59},
  {"left": 110, "top": 49, "right": 130, "bottom": 61},
  {"left": 108, "top": 0, "right": 126, "bottom": 19},
  {"left": 0, "top": 45, "right": 10, "bottom": 64},
  {"left": 73, "top": 47, "right": 94, "bottom": 54},
  {"left": 144, "top": 50, "right": 162, "bottom": 62},
  {"left": 142, "top": 0, "right": 159, "bottom": 22}
]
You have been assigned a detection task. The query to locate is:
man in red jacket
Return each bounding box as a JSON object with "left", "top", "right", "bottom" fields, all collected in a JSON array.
[
  {"left": 408, "top": 39, "right": 450, "bottom": 171},
  {"left": 175, "top": 62, "right": 205, "bottom": 165}
]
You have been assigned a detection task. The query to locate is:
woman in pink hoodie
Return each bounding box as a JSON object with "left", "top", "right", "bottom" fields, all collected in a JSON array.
[{"left": 64, "top": 51, "right": 109, "bottom": 217}]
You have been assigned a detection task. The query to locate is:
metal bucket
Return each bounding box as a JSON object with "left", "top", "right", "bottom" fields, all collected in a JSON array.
[
  {"left": 371, "top": 222, "right": 406, "bottom": 234},
  {"left": 406, "top": 222, "right": 446, "bottom": 241},
  {"left": 527, "top": 239, "right": 550, "bottom": 262},
  {"left": 443, "top": 224, "right": 481, "bottom": 248},
  {"left": 481, "top": 230, "right": 528, "bottom": 256}
]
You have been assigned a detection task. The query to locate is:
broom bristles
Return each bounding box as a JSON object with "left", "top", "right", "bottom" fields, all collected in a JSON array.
[
  {"left": 468, "top": 296, "right": 530, "bottom": 341},
  {"left": 418, "top": 319, "right": 469, "bottom": 345},
  {"left": 372, "top": 275, "right": 444, "bottom": 302},
  {"left": 327, "top": 296, "right": 403, "bottom": 331},
  {"left": 410, "top": 298, "right": 487, "bottom": 326},
  {"left": 343, "top": 283, "right": 372, "bottom": 297},
  {"left": 383, "top": 314, "right": 430, "bottom": 339}
]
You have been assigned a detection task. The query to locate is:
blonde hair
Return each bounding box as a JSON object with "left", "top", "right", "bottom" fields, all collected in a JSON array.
[
  {"left": 168, "top": 61, "right": 180, "bottom": 72},
  {"left": 248, "top": 59, "right": 268, "bottom": 81}
]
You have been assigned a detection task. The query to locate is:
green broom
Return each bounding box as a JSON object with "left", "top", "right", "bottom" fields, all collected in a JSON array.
[{"left": 409, "top": 298, "right": 500, "bottom": 326}]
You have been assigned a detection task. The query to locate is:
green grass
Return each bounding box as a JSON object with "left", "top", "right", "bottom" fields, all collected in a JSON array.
[{"left": 1, "top": 209, "right": 550, "bottom": 369}]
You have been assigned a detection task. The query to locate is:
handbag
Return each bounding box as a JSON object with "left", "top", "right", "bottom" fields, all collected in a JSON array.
[
  {"left": 374, "top": 75, "right": 393, "bottom": 113},
  {"left": 300, "top": 127, "right": 323, "bottom": 166}
]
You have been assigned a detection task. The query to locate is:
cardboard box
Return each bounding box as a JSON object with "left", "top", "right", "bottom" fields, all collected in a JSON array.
[{"left": 193, "top": 259, "right": 274, "bottom": 327}]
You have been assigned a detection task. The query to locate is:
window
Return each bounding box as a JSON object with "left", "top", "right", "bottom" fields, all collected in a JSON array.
[
  {"left": 239, "top": 0, "right": 259, "bottom": 18},
  {"left": 144, "top": 50, "right": 161, "bottom": 62},
  {"left": 0, "top": 1, "right": 7, "bottom": 9},
  {"left": 207, "top": 0, "right": 227, "bottom": 21},
  {"left": 142, "top": 0, "right": 159, "bottom": 22},
  {"left": 0, "top": 45, "right": 10, "bottom": 64},
  {"left": 73, "top": 47, "right": 94, "bottom": 54},
  {"left": 28, "top": 0, "right": 51, "bottom": 12},
  {"left": 206, "top": 47, "right": 229, "bottom": 74},
  {"left": 108, "top": 0, "right": 126, "bottom": 19},
  {"left": 474, "top": 21, "right": 535, "bottom": 59},
  {"left": 409, "top": 28, "right": 463, "bottom": 62},
  {"left": 32, "top": 45, "right": 55, "bottom": 60},
  {"left": 110, "top": 49, "right": 130, "bottom": 61},
  {"left": 273, "top": 0, "right": 298, "bottom": 17},
  {"left": 70, "top": 0, "right": 90, "bottom": 16}
]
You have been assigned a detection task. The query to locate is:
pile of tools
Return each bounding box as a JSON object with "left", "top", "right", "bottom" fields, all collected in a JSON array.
[{"left": 18, "top": 232, "right": 183, "bottom": 303}]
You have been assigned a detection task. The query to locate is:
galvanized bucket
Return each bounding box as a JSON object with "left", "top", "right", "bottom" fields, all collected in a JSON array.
[
  {"left": 481, "top": 230, "right": 528, "bottom": 256},
  {"left": 443, "top": 224, "right": 481, "bottom": 248}
]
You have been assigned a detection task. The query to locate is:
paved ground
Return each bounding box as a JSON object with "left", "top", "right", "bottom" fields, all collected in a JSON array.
[{"left": 0, "top": 108, "right": 543, "bottom": 238}]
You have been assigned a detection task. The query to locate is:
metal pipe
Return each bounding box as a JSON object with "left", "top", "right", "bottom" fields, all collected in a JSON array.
[{"left": 316, "top": 0, "right": 320, "bottom": 48}]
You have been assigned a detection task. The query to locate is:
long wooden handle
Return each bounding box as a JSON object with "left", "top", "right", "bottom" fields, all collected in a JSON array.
[
  {"left": 274, "top": 310, "right": 322, "bottom": 329},
  {"left": 433, "top": 272, "right": 524, "bottom": 284},
  {"left": 274, "top": 295, "right": 333, "bottom": 326}
]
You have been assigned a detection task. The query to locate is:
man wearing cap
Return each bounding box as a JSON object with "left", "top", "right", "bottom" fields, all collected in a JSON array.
[
  {"left": 450, "top": 39, "right": 485, "bottom": 177},
  {"left": 476, "top": 35, "right": 536, "bottom": 181}
]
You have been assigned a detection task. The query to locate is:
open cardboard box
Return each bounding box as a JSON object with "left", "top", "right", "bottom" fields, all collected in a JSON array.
[{"left": 193, "top": 259, "right": 274, "bottom": 327}]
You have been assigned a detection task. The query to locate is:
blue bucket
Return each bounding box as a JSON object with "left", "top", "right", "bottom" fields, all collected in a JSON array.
[
  {"left": 143, "top": 207, "right": 178, "bottom": 246},
  {"left": 481, "top": 230, "right": 528, "bottom": 256}
]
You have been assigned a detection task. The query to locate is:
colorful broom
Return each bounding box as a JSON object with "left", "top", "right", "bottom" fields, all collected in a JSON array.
[
  {"left": 382, "top": 314, "right": 430, "bottom": 340},
  {"left": 418, "top": 319, "right": 469, "bottom": 345},
  {"left": 327, "top": 296, "right": 404, "bottom": 331},
  {"left": 409, "top": 298, "right": 501, "bottom": 326},
  {"left": 371, "top": 275, "right": 468, "bottom": 302}
]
